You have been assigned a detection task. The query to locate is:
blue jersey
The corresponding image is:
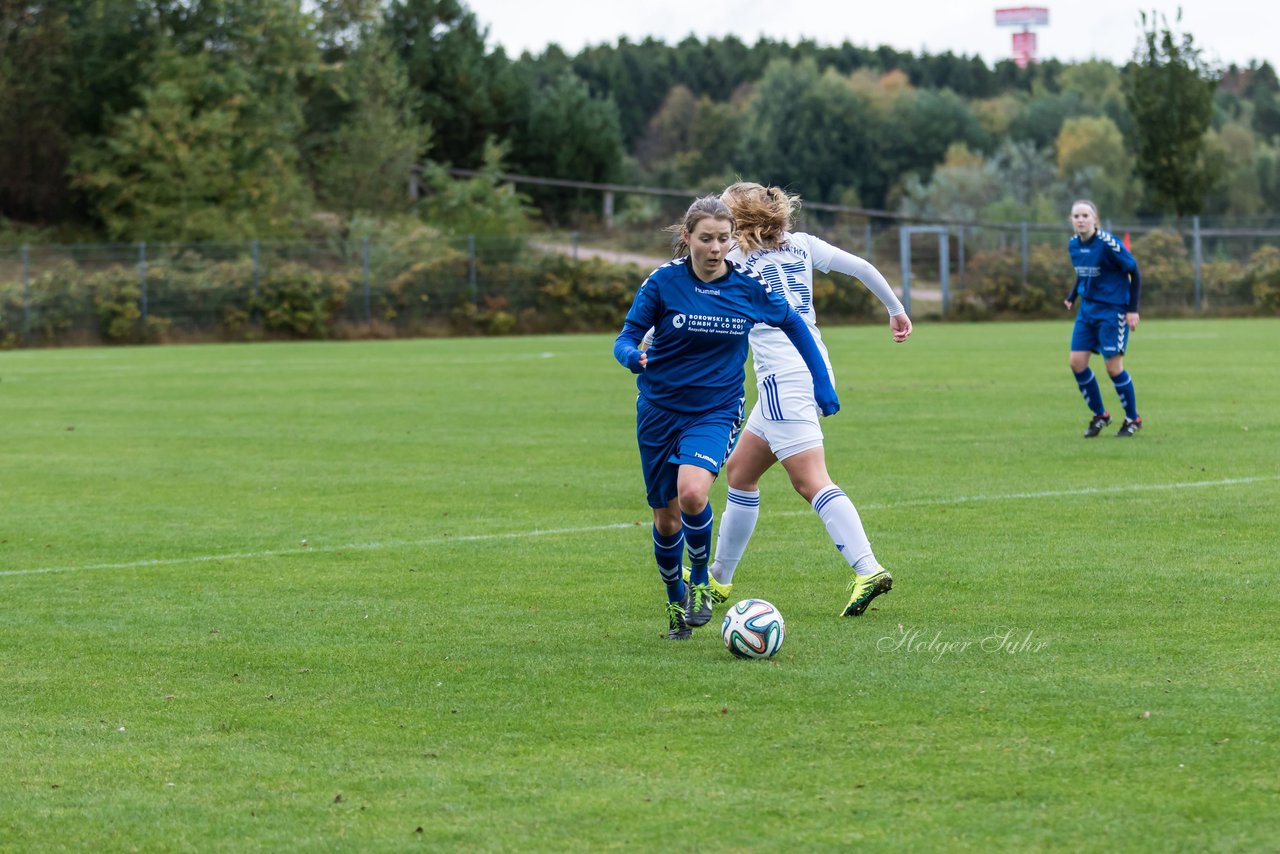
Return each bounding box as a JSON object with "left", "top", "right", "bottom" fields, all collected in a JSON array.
[
  {"left": 1067, "top": 229, "right": 1141, "bottom": 312},
  {"left": 613, "top": 258, "right": 800, "bottom": 414}
]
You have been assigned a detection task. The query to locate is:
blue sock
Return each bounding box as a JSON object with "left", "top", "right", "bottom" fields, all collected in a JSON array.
[
  {"left": 681, "top": 504, "right": 714, "bottom": 586},
  {"left": 1111, "top": 371, "right": 1138, "bottom": 420},
  {"left": 1074, "top": 368, "right": 1105, "bottom": 416},
  {"left": 653, "top": 525, "right": 685, "bottom": 603}
]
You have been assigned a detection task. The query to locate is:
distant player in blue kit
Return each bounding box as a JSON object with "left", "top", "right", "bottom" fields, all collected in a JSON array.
[
  {"left": 1063, "top": 199, "right": 1143, "bottom": 437},
  {"left": 613, "top": 196, "right": 839, "bottom": 640}
]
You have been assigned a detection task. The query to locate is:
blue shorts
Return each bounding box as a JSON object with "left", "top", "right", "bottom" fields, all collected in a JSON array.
[
  {"left": 636, "top": 396, "right": 744, "bottom": 509},
  {"left": 1071, "top": 302, "right": 1130, "bottom": 357}
]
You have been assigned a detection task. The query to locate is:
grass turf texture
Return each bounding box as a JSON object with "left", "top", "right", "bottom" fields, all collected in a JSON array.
[{"left": 2, "top": 318, "right": 1277, "bottom": 851}]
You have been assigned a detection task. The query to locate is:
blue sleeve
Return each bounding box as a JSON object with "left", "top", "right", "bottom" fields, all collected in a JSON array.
[
  {"left": 613, "top": 279, "right": 657, "bottom": 373},
  {"left": 1106, "top": 235, "right": 1139, "bottom": 274},
  {"left": 613, "top": 323, "right": 646, "bottom": 373},
  {"left": 775, "top": 312, "right": 840, "bottom": 416},
  {"left": 1102, "top": 235, "right": 1139, "bottom": 311},
  {"left": 1127, "top": 263, "right": 1142, "bottom": 313}
]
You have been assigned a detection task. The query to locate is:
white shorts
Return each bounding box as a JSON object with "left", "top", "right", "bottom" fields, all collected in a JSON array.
[{"left": 743, "top": 372, "right": 825, "bottom": 461}]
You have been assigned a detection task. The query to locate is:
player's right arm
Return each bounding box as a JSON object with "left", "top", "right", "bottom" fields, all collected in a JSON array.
[{"left": 613, "top": 276, "right": 658, "bottom": 373}]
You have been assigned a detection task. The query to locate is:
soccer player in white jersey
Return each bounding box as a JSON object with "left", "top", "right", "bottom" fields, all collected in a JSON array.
[
  {"left": 614, "top": 196, "right": 839, "bottom": 639},
  {"left": 685, "top": 182, "right": 912, "bottom": 618}
]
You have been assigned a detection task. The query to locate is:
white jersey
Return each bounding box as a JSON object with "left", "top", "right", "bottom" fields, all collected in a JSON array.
[
  {"left": 730, "top": 231, "right": 907, "bottom": 381},
  {"left": 728, "top": 232, "right": 832, "bottom": 380}
]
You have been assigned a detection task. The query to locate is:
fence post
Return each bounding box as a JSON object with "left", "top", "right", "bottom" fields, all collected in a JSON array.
[
  {"left": 251, "top": 239, "right": 261, "bottom": 303},
  {"left": 864, "top": 223, "right": 873, "bottom": 263},
  {"left": 898, "top": 227, "right": 912, "bottom": 314},
  {"left": 939, "top": 229, "right": 951, "bottom": 316},
  {"left": 1020, "top": 221, "right": 1029, "bottom": 285},
  {"left": 571, "top": 231, "right": 579, "bottom": 262},
  {"left": 467, "top": 235, "right": 478, "bottom": 305},
  {"left": 361, "top": 236, "right": 371, "bottom": 322},
  {"left": 1192, "top": 215, "right": 1203, "bottom": 311},
  {"left": 138, "top": 241, "right": 148, "bottom": 325},
  {"left": 21, "top": 243, "right": 31, "bottom": 342},
  {"left": 603, "top": 191, "right": 615, "bottom": 229}
]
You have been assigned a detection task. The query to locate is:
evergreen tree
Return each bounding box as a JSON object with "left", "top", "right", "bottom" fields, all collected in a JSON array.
[
  {"left": 383, "top": 0, "right": 513, "bottom": 168},
  {"left": 311, "top": 28, "right": 432, "bottom": 216},
  {"left": 1124, "top": 10, "right": 1220, "bottom": 219}
]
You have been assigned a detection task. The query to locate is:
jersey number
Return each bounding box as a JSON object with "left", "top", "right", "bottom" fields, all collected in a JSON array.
[{"left": 757, "top": 261, "right": 812, "bottom": 315}]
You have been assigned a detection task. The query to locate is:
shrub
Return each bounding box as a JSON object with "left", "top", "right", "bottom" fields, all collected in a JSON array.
[
  {"left": 1130, "top": 230, "right": 1195, "bottom": 307},
  {"left": 958, "top": 243, "right": 1064, "bottom": 318},
  {"left": 87, "top": 268, "right": 172, "bottom": 343},
  {"left": 1242, "top": 245, "right": 1280, "bottom": 314},
  {"left": 3, "top": 262, "right": 95, "bottom": 343},
  {"left": 530, "top": 255, "right": 641, "bottom": 333},
  {"left": 812, "top": 271, "right": 878, "bottom": 321},
  {"left": 253, "top": 262, "right": 352, "bottom": 339}
]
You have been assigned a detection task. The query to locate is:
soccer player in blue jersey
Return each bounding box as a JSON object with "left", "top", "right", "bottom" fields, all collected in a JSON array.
[
  {"left": 685, "top": 182, "right": 911, "bottom": 620},
  {"left": 1063, "top": 200, "right": 1143, "bottom": 437},
  {"left": 613, "top": 196, "right": 840, "bottom": 640}
]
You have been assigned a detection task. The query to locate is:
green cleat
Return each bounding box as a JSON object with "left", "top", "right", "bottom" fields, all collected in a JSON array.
[
  {"left": 841, "top": 567, "right": 893, "bottom": 617},
  {"left": 665, "top": 587, "right": 692, "bottom": 640},
  {"left": 681, "top": 566, "right": 732, "bottom": 605}
]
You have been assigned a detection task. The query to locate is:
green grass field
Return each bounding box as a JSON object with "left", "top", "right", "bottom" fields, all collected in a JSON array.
[{"left": 2, "top": 318, "right": 1278, "bottom": 852}]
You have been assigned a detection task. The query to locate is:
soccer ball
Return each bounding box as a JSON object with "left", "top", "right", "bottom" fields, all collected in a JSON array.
[{"left": 721, "top": 599, "right": 785, "bottom": 659}]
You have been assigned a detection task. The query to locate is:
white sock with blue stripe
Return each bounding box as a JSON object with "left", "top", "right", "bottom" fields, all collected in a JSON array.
[
  {"left": 710, "top": 487, "right": 759, "bottom": 586},
  {"left": 812, "top": 484, "right": 877, "bottom": 575}
]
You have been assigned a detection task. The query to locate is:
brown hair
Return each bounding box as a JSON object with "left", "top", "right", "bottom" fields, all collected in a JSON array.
[
  {"left": 665, "top": 195, "right": 735, "bottom": 258},
  {"left": 721, "top": 182, "right": 801, "bottom": 253}
]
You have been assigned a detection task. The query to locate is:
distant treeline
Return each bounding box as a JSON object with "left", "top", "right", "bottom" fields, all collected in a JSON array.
[{"left": 3, "top": 0, "right": 1278, "bottom": 245}]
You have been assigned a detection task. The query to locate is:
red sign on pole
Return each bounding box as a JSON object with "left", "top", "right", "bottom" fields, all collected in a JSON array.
[
  {"left": 1011, "top": 31, "right": 1037, "bottom": 67},
  {"left": 995, "top": 7, "right": 1049, "bottom": 26}
]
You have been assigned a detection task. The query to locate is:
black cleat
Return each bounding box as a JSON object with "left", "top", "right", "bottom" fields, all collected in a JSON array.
[
  {"left": 665, "top": 587, "right": 692, "bottom": 639},
  {"left": 685, "top": 582, "right": 715, "bottom": 627},
  {"left": 1115, "top": 416, "right": 1142, "bottom": 437},
  {"left": 1084, "top": 412, "right": 1112, "bottom": 438}
]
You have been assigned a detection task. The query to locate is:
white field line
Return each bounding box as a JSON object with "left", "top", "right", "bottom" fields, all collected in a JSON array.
[{"left": 3, "top": 476, "right": 1275, "bottom": 579}]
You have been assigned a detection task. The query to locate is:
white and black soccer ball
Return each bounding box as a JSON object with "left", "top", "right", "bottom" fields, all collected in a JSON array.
[{"left": 721, "top": 598, "right": 785, "bottom": 659}]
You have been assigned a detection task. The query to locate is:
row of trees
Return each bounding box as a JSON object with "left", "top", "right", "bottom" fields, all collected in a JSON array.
[
  {"left": 0, "top": 0, "right": 610, "bottom": 240},
  {"left": 3, "top": 1, "right": 1278, "bottom": 243}
]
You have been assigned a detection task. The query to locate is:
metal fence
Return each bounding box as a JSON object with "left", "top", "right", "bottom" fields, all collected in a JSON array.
[{"left": 1, "top": 219, "right": 1276, "bottom": 347}]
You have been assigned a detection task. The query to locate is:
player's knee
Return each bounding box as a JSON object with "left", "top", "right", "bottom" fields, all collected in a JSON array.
[
  {"left": 723, "top": 457, "right": 753, "bottom": 491},
  {"left": 676, "top": 486, "right": 709, "bottom": 516},
  {"left": 789, "top": 474, "right": 831, "bottom": 503}
]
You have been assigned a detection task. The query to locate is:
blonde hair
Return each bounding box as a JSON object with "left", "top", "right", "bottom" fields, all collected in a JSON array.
[
  {"left": 665, "top": 195, "right": 735, "bottom": 258},
  {"left": 721, "top": 182, "right": 801, "bottom": 254},
  {"left": 1071, "top": 199, "right": 1100, "bottom": 219}
]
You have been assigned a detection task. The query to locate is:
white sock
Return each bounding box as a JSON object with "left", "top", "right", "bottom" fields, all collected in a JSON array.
[
  {"left": 710, "top": 487, "right": 759, "bottom": 585},
  {"left": 812, "top": 484, "right": 877, "bottom": 575}
]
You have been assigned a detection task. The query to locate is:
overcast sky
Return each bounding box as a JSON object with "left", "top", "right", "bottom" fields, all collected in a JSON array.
[{"left": 462, "top": 1, "right": 1277, "bottom": 71}]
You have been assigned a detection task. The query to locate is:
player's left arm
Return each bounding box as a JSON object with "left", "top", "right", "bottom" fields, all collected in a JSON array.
[
  {"left": 817, "top": 242, "right": 911, "bottom": 342},
  {"left": 1126, "top": 263, "right": 1141, "bottom": 331}
]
